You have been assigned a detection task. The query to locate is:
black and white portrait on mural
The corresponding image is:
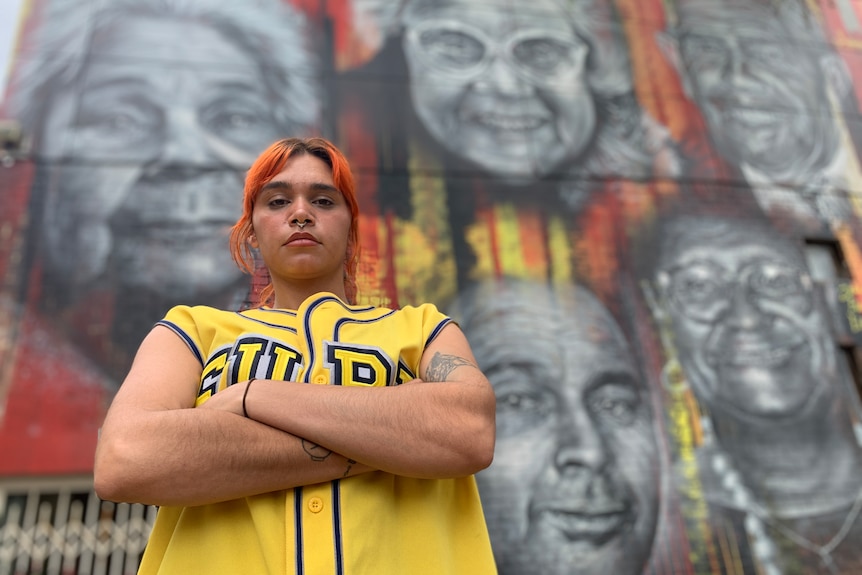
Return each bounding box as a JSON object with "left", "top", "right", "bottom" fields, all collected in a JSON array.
[
  {"left": 640, "top": 207, "right": 862, "bottom": 574},
  {"left": 451, "top": 279, "right": 661, "bottom": 575},
  {"left": 350, "top": 0, "right": 679, "bottom": 211},
  {"left": 659, "top": 0, "right": 859, "bottom": 232},
  {"left": 7, "top": 0, "right": 320, "bottom": 380}
]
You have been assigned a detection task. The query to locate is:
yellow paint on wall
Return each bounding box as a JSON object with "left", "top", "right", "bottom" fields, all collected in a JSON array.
[
  {"left": 493, "top": 203, "right": 529, "bottom": 279},
  {"left": 465, "top": 214, "right": 495, "bottom": 281},
  {"left": 547, "top": 215, "right": 572, "bottom": 285},
  {"left": 394, "top": 143, "right": 457, "bottom": 305}
]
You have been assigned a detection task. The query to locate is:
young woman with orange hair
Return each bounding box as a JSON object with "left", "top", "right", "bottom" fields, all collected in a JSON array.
[{"left": 94, "top": 137, "right": 497, "bottom": 574}]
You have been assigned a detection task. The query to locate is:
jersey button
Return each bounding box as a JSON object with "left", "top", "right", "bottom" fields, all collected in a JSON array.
[
  {"left": 308, "top": 497, "right": 324, "bottom": 513},
  {"left": 314, "top": 375, "right": 326, "bottom": 384}
]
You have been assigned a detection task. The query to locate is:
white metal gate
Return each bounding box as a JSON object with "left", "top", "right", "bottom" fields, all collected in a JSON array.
[{"left": 0, "top": 477, "right": 155, "bottom": 575}]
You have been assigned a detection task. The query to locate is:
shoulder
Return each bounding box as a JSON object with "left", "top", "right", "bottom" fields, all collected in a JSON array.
[
  {"left": 160, "top": 304, "right": 235, "bottom": 328},
  {"left": 157, "top": 305, "right": 241, "bottom": 349},
  {"left": 390, "top": 302, "right": 449, "bottom": 323},
  {"left": 391, "top": 303, "right": 455, "bottom": 345},
  {"left": 393, "top": 302, "right": 446, "bottom": 319}
]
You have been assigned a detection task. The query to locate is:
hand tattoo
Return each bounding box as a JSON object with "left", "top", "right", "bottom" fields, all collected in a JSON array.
[
  {"left": 424, "top": 352, "right": 476, "bottom": 382},
  {"left": 302, "top": 439, "right": 333, "bottom": 462}
]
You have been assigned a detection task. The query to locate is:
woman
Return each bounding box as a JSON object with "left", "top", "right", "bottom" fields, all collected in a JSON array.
[{"left": 94, "top": 137, "right": 497, "bottom": 574}]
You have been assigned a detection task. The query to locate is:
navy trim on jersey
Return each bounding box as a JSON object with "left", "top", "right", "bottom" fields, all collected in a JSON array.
[
  {"left": 301, "top": 295, "right": 377, "bottom": 383},
  {"left": 332, "top": 480, "right": 344, "bottom": 575},
  {"left": 236, "top": 310, "right": 299, "bottom": 334},
  {"left": 294, "top": 487, "right": 304, "bottom": 575},
  {"left": 332, "top": 309, "right": 395, "bottom": 335},
  {"left": 155, "top": 320, "right": 204, "bottom": 366},
  {"left": 425, "top": 317, "right": 453, "bottom": 348},
  {"left": 256, "top": 307, "right": 299, "bottom": 317}
]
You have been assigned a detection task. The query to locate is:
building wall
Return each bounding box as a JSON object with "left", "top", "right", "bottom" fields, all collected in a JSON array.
[{"left": 2, "top": 0, "right": 862, "bottom": 573}]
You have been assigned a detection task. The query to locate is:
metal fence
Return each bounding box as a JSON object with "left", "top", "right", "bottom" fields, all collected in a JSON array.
[{"left": 0, "top": 478, "right": 154, "bottom": 575}]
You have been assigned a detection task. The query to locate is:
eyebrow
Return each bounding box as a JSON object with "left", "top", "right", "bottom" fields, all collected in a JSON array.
[
  {"left": 585, "top": 370, "right": 642, "bottom": 396},
  {"left": 260, "top": 181, "right": 340, "bottom": 194}
]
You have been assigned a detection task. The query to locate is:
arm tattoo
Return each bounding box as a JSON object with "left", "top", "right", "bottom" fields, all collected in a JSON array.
[
  {"left": 343, "top": 459, "right": 357, "bottom": 477},
  {"left": 302, "top": 439, "right": 333, "bottom": 462},
  {"left": 424, "top": 352, "right": 476, "bottom": 382}
]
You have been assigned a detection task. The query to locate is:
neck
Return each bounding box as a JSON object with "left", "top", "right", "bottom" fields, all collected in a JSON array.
[
  {"left": 271, "top": 278, "right": 348, "bottom": 310},
  {"left": 710, "top": 397, "right": 862, "bottom": 516}
]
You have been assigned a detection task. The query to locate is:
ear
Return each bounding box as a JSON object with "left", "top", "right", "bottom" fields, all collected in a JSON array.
[
  {"left": 656, "top": 30, "right": 696, "bottom": 99},
  {"left": 248, "top": 231, "right": 258, "bottom": 249}
]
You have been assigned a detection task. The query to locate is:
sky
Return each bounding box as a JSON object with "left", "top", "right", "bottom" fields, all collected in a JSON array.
[{"left": 0, "top": 0, "right": 26, "bottom": 101}]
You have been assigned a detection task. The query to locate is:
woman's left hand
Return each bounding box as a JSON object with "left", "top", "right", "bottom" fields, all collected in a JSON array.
[{"left": 198, "top": 380, "right": 251, "bottom": 417}]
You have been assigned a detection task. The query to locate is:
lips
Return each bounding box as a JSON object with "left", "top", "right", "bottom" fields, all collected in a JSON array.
[
  {"left": 536, "top": 507, "right": 632, "bottom": 542},
  {"left": 708, "top": 94, "right": 782, "bottom": 128},
  {"left": 285, "top": 232, "right": 319, "bottom": 246},
  {"left": 709, "top": 334, "right": 805, "bottom": 369},
  {"left": 469, "top": 112, "right": 548, "bottom": 132},
  {"left": 532, "top": 494, "right": 633, "bottom": 543}
]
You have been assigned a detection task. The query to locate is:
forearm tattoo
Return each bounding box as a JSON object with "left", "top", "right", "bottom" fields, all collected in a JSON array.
[
  {"left": 302, "top": 439, "right": 332, "bottom": 462},
  {"left": 343, "top": 459, "right": 357, "bottom": 477},
  {"left": 424, "top": 352, "right": 476, "bottom": 382}
]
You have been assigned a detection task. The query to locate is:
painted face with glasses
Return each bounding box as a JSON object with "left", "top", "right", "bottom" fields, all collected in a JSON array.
[
  {"left": 672, "top": 7, "right": 832, "bottom": 180},
  {"left": 402, "top": 0, "right": 596, "bottom": 180},
  {"left": 655, "top": 217, "right": 834, "bottom": 420}
]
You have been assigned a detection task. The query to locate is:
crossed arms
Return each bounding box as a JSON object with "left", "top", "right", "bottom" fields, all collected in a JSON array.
[{"left": 93, "top": 323, "right": 496, "bottom": 507}]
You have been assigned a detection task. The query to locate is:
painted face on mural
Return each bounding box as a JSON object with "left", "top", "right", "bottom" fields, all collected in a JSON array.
[
  {"left": 655, "top": 218, "right": 834, "bottom": 420},
  {"left": 39, "top": 16, "right": 302, "bottom": 300},
  {"left": 402, "top": 0, "right": 597, "bottom": 181},
  {"left": 674, "top": 10, "right": 836, "bottom": 180},
  {"left": 459, "top": 280, "right": 659, "bottom": 575}
]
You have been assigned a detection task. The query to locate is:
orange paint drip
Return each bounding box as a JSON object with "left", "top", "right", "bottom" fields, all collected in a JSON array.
[
  {"left": 517, "top": 208, "right": 549, "bottom": 279},
  {"left": 835, "top": 223, "right": 862, "bottom": 308}
]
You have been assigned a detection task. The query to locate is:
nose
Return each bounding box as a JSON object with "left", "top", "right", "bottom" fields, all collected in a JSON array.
[
  {"left": 288, "top": 197, "right": 314, "bottom": 227},
  {"left": 475, "top": 54, "right": 533, "bottom": 96},
  {"left": 722, "top": 282, "right": 767, "bottom": 329},
  {"left": 553, "top": 405, "right": 608, "bottom": 473},
  {"left": 144, "top": 108, "right": 215, "bottom": 177},
  {"left": 723, "top": 40, "right": 751, "bottom": 84}
]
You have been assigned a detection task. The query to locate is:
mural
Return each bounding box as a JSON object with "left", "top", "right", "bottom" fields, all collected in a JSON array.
[
  {"left": 660, "top": 0, "right": 861, "bottom": 234},
  {"left": 453, "top": 278, "right": 660, "bottom": 575},
  {"left": 8, "top": 0, "right": 321, "bottom": 378},
  {"left": 638, "top": 203, "right": 862, "bottom": 573},
  {"left": 3, "top": 0, "right": 862, "bottom": 573}
]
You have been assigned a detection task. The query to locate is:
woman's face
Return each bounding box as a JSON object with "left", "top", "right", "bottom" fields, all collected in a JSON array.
[
  {"left": 39, "top": 17, "right": 287, "bottom": 300},
  {"left": 402, "top": 0, "right": 596, "bottom": 181},
  {"left": 250, "top": 153, "right": 352, "bottom": 298},
  {"left": 656, "top": 219, "right": 833, "bottom": 421}
]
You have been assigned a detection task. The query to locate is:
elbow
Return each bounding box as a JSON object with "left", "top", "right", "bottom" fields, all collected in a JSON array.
[
  {"left": 455, "top": 404, "right": 496, "bottom": 476},
  {"left": 93, "top": 443, "right": 128, "bottom": 503},
  {"left": 93, "top": 435, "right": 150, "bottom": 504},
  {"left": 473, "top": 389, "right": 496, "bottom": 472},
  {"left": 467, "top": 417, "right": 496, "bottom": 474}
]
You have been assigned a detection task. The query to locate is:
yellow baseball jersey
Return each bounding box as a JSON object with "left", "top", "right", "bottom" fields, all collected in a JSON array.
[{"left": 138, "top": 292, "right": 497, "bottom": 575}]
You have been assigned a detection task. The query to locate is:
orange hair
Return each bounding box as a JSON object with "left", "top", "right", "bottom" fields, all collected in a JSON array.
[{"left": 229, "top": 137, "right": 360, "bottom": 306}]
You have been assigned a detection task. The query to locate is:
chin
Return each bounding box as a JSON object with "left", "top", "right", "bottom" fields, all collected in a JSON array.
[{"left": 497, "top": 540, "right": 643, "bottom": 575}]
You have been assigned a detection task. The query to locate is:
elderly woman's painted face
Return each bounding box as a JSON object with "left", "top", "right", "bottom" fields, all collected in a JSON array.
[
  {"left": 402, "top": 0, "right": 596, "bottom": 180},
  {"left": 39, "top": 16, "right": 296, "bottom": 299},
  {"left": 461, "top": 282, "right": 659, "bottom": 575},
  {"left": 675, "top": 12, "right": 834, "bottom": 180},
  {"left": 655, "top": 219, "right": 833, "bottom": 420}
]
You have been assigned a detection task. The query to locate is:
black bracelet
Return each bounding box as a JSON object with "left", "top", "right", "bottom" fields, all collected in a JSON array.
[{"left": 242, "top": 379, "right": 256, "bottom": 419}]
